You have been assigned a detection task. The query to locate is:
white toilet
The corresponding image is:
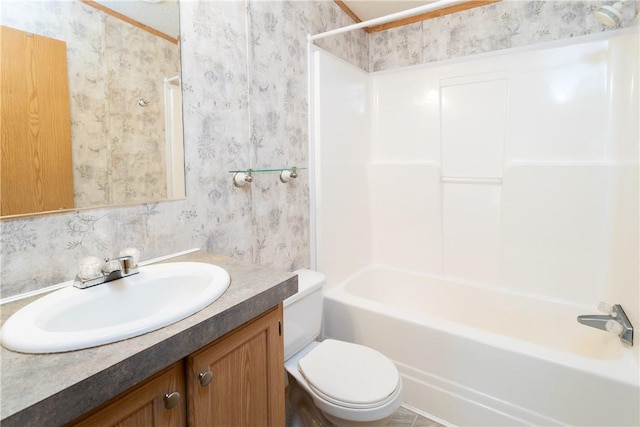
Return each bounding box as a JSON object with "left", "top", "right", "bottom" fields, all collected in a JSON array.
[{"left": 284, "top": 269, "right": 403, "bottom": 426}]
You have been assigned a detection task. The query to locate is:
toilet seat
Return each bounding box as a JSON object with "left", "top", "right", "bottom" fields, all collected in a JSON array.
[{"left": 298, "top": 339, "right": 400, "bottom": 409}]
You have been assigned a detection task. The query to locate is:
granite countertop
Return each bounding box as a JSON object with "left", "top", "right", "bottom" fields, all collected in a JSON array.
[{"left": 0, "top": 251, "right": 298, "bottom": 426}]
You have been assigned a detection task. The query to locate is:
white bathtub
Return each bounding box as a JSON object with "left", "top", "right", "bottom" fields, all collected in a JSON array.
[{"left": 322, "top": 267, "right": 640, "bottom": 426}]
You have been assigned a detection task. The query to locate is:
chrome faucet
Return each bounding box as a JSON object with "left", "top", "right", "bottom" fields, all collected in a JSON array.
[
  {"left": 74, "top": 250, "right": 140, "bottom": 289},
  {"left": 577, "top": 302, "right": 634, "bottom": 346}
]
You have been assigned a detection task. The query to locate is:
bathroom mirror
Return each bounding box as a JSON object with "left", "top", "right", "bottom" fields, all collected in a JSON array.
[{"left": 0, "top": 0, "right": 184, "bottom": 218}]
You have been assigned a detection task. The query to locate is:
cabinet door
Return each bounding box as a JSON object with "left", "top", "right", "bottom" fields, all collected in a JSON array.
[
  {"left": 187, "top": 304, "right": 285, "bottom": 427},
  {"left": 70, "top": 361, "right": 186, "bottom": 427},
  {"left": 1, "top": 25, "right": 74, "bottom": 216}
]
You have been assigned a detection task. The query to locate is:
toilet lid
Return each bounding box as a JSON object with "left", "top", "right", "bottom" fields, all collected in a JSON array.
[{"left": 298, "top": 339, "right": 400, "bottom": 408}]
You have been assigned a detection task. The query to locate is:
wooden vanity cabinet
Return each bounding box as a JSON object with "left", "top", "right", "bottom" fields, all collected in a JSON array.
[
  {"left": 70, "top": 361, "right": 186, "bottom": 427},
  {"left": 68, "top": 304, "right": 285, "bottom": 427},
  {"left": 187, "top": 303, "right": 285, "bottom": 426}
]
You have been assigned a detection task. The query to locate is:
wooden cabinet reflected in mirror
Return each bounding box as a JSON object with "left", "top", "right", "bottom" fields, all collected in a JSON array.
[
  {"left": 0, "top": 0, "right": 184, "bottom": 219},
  {"left": 1, "top": 26, "right": 75, "bottom": 216}
]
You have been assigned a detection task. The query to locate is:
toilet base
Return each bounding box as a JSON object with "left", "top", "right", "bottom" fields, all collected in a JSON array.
[
  {"left": 287, "top": 373, "right": 334, "bottom": 427},
  {"left": 287, "top": 374, "right": 394, "bottom": 427}
]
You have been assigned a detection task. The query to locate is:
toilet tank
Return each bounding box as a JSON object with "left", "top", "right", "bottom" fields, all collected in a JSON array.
[{"left": 283, "top": 269, "right": 325, "bottom": 361}]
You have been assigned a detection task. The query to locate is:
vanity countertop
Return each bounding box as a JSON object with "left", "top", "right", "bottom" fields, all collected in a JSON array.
[{"left": 0, "top": 251, "right": 298, "bottom": 426}]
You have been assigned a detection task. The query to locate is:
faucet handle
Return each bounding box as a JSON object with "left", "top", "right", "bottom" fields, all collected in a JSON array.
[
  {"left": 597, "top": 301, "right": 615, "bottom": 315},
  {"left": 119, "top": 248, "right": 140, "bottom": 266},
  {"left": 606, "top": 319, "right": 625, "bottom": 336},
  {"left": 78, "top": 256, "right": 104, "bottom": 280}
]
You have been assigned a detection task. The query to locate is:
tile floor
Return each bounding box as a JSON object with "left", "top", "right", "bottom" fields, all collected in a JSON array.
[{"left": 388, "top": 406, "right": 445, "bottom": 427}]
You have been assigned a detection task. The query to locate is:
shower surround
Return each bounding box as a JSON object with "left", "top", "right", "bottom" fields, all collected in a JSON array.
[{"left": 312, "top": 23, "right": 639, "bottom": 426}]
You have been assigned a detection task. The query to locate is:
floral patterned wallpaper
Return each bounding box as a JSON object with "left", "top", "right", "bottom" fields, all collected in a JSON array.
[
  {"left": 369, "top": 0, "right": 639, "bottom": 71},
  {"left": 1, "top": 1, "right": 179, "bottom": 208},
  {"left": 1, "top": 0, "right": 636, "bottom": 298},
  {"left": 0, "top": 0, "right": 366, "bottom": 298},
  {"left": 104, "top": 16, "right": 180, "bottom": 205}
]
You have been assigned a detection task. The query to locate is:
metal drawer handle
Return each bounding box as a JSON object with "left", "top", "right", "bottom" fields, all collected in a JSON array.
[
  {"left": 199, "top": 371, "right": 213, "bottom": 387},
  {"left": 164, "top": 391, "right": 180, "bottom": 409}
]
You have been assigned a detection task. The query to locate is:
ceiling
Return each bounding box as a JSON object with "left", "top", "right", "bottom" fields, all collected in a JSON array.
[
  {"left": 92, "top": 0, "right": 493, "bottom": 40},
  {"left": 94, "top": 0, "right": 179, "bottom": 39},
  {"left": 98, "top": 0, "right": 433, "bottom": 38},
  {"left": 341, "top": 0, "right": 438, "bottom": 22},
  {"left": 336, "top": 0, "right": 499, "bottom": 32}
]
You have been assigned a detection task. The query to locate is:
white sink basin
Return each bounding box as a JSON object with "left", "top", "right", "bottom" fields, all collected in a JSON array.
[{"left": 1, "top": 262, "right": 230, "bottom": 353}]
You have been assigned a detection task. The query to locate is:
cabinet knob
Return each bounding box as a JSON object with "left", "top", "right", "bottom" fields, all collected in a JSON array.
[
  {"left": 199, "top": 371, "right": 213, "bottom": 386},
  {"left": 164, "top": 391, "right": 181, "bottom": 409}
]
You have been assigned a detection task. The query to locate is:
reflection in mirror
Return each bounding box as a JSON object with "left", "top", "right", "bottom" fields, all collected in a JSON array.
[{"left": 0, "top": 0, "right": 184, "bottom": 218}]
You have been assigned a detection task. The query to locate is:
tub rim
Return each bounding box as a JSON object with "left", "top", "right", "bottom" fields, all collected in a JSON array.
[{"left": 323, "top": 264, "right": 640, "bottom": 389}]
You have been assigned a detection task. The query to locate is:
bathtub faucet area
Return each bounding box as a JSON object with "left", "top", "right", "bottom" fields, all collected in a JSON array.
[{"left": 577, "top": 302, "right": 634, "bottom": 346}]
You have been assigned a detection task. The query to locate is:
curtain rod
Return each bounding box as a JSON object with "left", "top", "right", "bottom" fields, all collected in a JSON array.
[{"left": 308, "top": 0, "right": 470, "bottom": 42}]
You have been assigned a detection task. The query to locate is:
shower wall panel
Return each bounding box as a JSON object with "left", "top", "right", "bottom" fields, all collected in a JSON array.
[
  {"left": 369, "top": 68, "right": 443, "bottom": 276},
  {"left": 505, "top": 41, "right": 609, "bottom": 163},
  {"left": 371, "top": 69, "right": 440, "bottom": 163},
  {"left": 312, "top": 51, "right": 371, "bottom": 285},
  {"left": 440, "top": 76, "right": 507, "bottom": 179},
  {"left": 440, "top": 74, "right": 507, "bottom": 285},
  {"left": 314, "top": 30, "right": 637, "bottom": 328},
  {"left": 368, "top": 163, "right": 442, "bottom": 273},
  {"left": 501, "top": 164, "right": 612, "bottom": 303},
  {"left": 442, "top": 183, "right": 502, "bottom": 286},
  {"left": 365, "top": 30, "right": 638, "bottom": 306}
]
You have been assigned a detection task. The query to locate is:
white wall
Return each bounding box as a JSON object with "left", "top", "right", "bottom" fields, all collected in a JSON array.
[
  {"left": 369, "top": 68, "right": 443, "bottom": 274},
  {"left": 312, "top": 50, "right": 371, "bottom": 285},
  {"left": 315, "top": 29, "right": 639, "bottom": 324},
  {"left": 603, "top": 30, "right": 640, "bottom": 339}
]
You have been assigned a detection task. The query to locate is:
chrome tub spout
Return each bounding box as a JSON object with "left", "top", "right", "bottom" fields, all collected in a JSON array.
[
  {"left": 577, "top": 314, "right": 613, "bottom": 331},
  {"left": 577, "top": 303, "right": 633, "bottom": 346}
]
